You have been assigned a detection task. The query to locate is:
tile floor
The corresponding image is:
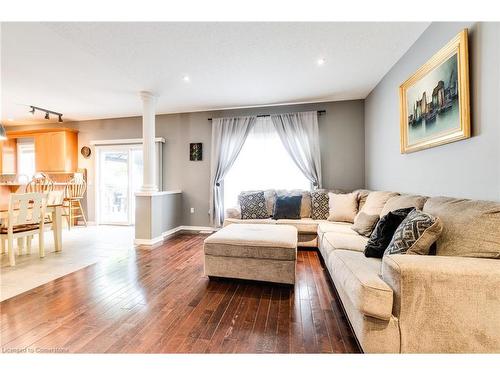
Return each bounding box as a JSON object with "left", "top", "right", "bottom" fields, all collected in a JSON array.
[{"left": 0, "top": 225, "right": 135, "bottom": 301}]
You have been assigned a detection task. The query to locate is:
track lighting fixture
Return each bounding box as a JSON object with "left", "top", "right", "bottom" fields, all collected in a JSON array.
[{"left": 28, "top": 106, "right": 63, "bottom": 123}]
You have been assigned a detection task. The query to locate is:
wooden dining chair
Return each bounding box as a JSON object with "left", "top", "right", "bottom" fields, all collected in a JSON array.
[
  {"left": 0, "top": 192, "right": 47, "bottom": 267},
  {"left": 63, "top": 177, "right": 87, "bottom": 229},
  {"left": 26, "top": 175, "right": 54, "bottom": 193}
]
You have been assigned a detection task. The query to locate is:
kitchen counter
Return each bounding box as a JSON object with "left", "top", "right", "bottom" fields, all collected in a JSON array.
[{"left": 0, "top": 183, "right": 22, "bottom": 192}]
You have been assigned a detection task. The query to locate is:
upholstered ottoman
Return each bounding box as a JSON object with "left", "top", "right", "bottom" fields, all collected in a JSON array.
[{"left": 204, "top": 224, "right": 298, "bottom": 285}]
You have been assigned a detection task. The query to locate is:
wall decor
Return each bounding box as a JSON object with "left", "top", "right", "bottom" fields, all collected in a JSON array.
[
  {"left": 81, "top": 146, "right": 92, "bottom": 159},
  {"left": 399, "top": 29, "right": 470, "bottom": 153},
  {"left": 189, "top": 142, "right": 202, "bottom": 161}
]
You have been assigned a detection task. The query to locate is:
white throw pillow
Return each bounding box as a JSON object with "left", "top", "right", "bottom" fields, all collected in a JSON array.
[{"left": 327, "top": 192, "right": 358, "bottom": 223}]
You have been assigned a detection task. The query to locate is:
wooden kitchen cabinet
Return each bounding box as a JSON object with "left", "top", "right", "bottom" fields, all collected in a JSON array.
[
  {"left": 34, "top": 130, "right": 78, "bottom": 172},
  {"left": 0, "top": 138, "right": 17, "bottom": 174},
  {"left": 3, "top": 128, "right": 78, "bottom": 174}
]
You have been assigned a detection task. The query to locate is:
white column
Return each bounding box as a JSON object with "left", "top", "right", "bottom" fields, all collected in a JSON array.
[{"left": 140, "top": 91, "right": 158, "bottom": 192}]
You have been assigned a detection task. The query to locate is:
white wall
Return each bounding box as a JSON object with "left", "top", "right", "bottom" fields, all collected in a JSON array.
[{"left": 365, "top": 22, "right": 500, "bottom": 201}]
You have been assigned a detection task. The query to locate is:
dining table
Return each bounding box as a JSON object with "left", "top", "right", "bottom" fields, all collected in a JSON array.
[{"left": 0, "top": 200, "right": 64, "bottom": 252}]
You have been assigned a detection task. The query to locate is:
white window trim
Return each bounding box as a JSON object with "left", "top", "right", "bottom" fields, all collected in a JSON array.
[{"left": 90, "top": 137, "right": 165, "bottom": 146}]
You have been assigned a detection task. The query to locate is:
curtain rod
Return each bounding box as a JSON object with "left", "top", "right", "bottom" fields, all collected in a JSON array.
[{"left": 207, "top": 110, "right": 326, "bottom": 121}]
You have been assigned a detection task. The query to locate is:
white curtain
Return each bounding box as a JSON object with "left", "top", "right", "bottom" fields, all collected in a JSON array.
[
  {"left": 223, "top": 118, "right": 311, "bottom": 209},
  {"left": 209, "top": 116, "right": 256, "bottom": 227},
  {"left": 271, "top": 111, "right": 322, "bottom": 188}
]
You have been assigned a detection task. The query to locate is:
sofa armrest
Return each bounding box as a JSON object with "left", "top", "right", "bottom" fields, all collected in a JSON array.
[
  {"left": 382, "top": 254, "right": 500, "bottom": 353},
  {"left": 225, "top": 207, "right": 241, "bottom": 220}
]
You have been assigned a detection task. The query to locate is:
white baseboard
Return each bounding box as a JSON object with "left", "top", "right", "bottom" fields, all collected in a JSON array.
[
  {"left": 134, "top": 235, "right": 165, "bottom": 247},
  {"left": 134, "top": 225, "right": 216, "bottom": 248}
]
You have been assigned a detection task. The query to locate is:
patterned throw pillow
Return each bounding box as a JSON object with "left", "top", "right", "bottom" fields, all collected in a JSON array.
[
  {"left": 311, "top": 190, "right": 329, "bottom": 220},
  {"left": 385, "top": 209, "right": 443, "bottom": 256},
  {"left": 239, "top": 191, "right": 269, "bottom": 219},
  {"left": 364, "top": 207, "right": 414, "bottom": 258}
]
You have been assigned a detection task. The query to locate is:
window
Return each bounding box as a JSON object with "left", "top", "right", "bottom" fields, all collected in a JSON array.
[
  {"left": 224, "top": 117, "right": 311, "bottom": 209},
  {"left": 17, "top": 138, "right": 35, "bottom": 182}
]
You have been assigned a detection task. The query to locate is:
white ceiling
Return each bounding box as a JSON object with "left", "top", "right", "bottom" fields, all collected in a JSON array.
[{"left": 1, "top": 22, "right": 429, "bottom": 125}]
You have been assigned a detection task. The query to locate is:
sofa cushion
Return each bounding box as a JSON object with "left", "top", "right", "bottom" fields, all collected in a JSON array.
[
  {"left": 353, "top": 189, "right": 371, "bottom": 211},
  {"left": 204, "top": 224, "right": 297, "bottom": 260},
  {"left": 318, "top": 226, "right": 366, "bottom": 266},
  {"left": 239, "top": 191, "right": 269, "bottom": 219},
  {"left": 380, "top": 194, "right": 428, "bottom": 217},
  {"left": 317, "top": 221, "right": 356, "bottom": 235},
  {"left": 276, "top": 218, "right": 320, "bottom": 233},
  {"left": 357, "top": 191, "right": 399, "bottom": 218},
  {"left": 323, "top": 231, "right": 369, "bottom": 252},
  {"left": 223, "top": 218, "right": 276, "bottom": 227},
  {"left": 423, "top": 197, "right": 500, "bottom": 259},
  {"left": 273, "top": 194, "right": 302, "bottom": 220},
  {"left": 386, "top": 209, "right": 443, "bottom": 256},
  {"left": 328, "top": 192, "right": 358, "bottom": 223},
  {"left": 329, "top": 250, "right": 393, "bottom": 320}
]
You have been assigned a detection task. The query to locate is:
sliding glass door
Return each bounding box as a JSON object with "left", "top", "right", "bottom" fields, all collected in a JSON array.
[{"left": 97, "top": 145, "right": 143, "bottom": 225}]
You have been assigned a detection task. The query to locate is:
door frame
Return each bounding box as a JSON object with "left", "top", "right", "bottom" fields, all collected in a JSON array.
[
  {"left": 92, "top": 137, "right": 165, "bottom": 226},
  {"left": 95, "top": 144, "right": 142, "bottom": 225}
]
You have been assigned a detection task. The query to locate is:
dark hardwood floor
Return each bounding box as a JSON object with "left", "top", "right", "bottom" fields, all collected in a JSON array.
[{"left": 0, "top": 233, "right": 360, "bottom": 353}]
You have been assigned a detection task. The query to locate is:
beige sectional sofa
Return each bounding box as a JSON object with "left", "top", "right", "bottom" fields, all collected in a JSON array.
[
  {"left": 224, "top": 189, "right": 500, "bottom": 353},
  {"left": 225, "top": 189, "right": 346, "bottom": 247}
]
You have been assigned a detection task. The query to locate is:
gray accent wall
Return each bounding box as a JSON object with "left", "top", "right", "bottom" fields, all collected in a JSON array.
[
  {"left": 135, "top": 193, "right": 182, "bottom": 240},
  {"left": 365, "top": 22, "right": 500, "bottom": 201},
  {"left": 11, "top": 99, "right": 365, "bottom": 226},
  {"left": 155, "top": 100, "right": 365, "bottom": 227}
]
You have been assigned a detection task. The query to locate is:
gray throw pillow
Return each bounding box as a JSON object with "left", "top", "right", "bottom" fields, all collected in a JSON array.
[
  {"left": 239, "top": 191, "right": 269, "bottom": 219},
  {"left": 311, "top": 190, "right": 329, "bottom": 220},
  {"left": 385, "top": 209, "right": 443, "bottom": 256},
  {"left": 352, "top": 212, "right": 380, "bottom": 237}
]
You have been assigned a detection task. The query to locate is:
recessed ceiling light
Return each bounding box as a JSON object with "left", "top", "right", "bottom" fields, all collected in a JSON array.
[
  {"left": 317, "top": 58, "right": 326, "bottom": 66},
  {"left": 183, "top": 75, "right": 190, "bottom": 82}
]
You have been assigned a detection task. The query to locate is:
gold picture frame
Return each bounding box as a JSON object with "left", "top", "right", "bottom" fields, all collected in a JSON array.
[{"left": 399, "top": 29, "right": 470, "bottom": 153}]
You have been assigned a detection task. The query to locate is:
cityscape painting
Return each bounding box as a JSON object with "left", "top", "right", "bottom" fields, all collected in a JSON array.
[{"left": 399, "top": 29, "right": 470, "bottom": 153}]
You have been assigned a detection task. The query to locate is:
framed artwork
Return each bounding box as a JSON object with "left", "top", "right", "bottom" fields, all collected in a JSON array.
[
  {"left": 399, "top": 29, "right": 470, "bottom": 153},
  {"left": 189, "top": 142, "right": 203, "bottom": 161}
]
